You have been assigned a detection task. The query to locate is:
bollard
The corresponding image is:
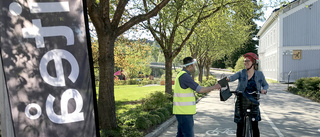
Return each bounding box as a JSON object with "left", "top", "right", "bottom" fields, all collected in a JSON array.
[{"left": 288, "top": 71, "right": 292, "bottom": 89}]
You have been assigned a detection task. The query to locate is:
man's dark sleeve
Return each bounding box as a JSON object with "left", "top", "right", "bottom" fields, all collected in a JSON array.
[{"left": 179, "top": 73, "right": 201, "bottom": 92}]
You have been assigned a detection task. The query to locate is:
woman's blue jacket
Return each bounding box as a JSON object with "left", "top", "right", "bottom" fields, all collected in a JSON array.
[{"left": 228, "top": 69, "right": 269, "bottom": 123}]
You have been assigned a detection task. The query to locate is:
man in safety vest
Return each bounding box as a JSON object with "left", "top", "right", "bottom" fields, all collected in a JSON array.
[{"left": 173, "top": 57, "right": 221, "bottom": 137}]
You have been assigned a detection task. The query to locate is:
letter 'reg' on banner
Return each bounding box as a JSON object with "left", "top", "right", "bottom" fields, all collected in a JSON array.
[{"left": 0, "top": 0, "right": 99, "bottom": 136}]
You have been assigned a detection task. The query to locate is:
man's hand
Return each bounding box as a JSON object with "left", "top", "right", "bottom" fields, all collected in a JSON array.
[
  {"left": 212, "top": 83, "right": 221, "bottom": 90},
  {"left": 261, "top": 89, "right": 267, "bottom": 94}
]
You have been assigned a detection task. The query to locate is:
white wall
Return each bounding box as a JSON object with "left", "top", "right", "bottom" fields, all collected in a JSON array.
[
  {"left": 258, "top": 19, "right": 279, "bottom": 81},
  {"left": 278, "top": 0, "right": 320, "bottom": 82}
]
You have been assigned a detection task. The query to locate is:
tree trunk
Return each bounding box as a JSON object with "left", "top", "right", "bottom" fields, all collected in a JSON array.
[
  {"left": 97, "top": 33, "right": 117, "bottom": 129},
  {"left": 198, "top": 65, "right": 204, "bottom": 83},
  {"left": 165, "top": 58, "right": 173, "bottom": 94},
  {"left": 206, "top": 63, "right": 210, "bottom": 80}
]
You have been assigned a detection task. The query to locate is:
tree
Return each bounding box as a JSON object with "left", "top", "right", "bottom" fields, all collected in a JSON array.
[
  {"left": 188, "top": 3, "right": 256, "bottom": 82},
  {"left": 86, "top": 0, "right": 170, "bottom": 130},
  {"left": 212, "top": 0, "right": 264, "bottom": 69},
  {"left": 91, "top": 38, "right": 99, "bottom": 66},
  {"left": 144, "top": 0, "right": 249, "bottom": 94},
  {"left": 114, "top": 39, "right": 151, "bottom": 79}
]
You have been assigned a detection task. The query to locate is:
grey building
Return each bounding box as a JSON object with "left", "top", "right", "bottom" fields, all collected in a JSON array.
[{"left": 257, "top": 0, "right": 320, "bottom": 82}]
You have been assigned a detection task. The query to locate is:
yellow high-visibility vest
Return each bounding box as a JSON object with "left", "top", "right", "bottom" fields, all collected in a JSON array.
[{"left": 173, "top": 71, "right": 196, "bottom": 115}]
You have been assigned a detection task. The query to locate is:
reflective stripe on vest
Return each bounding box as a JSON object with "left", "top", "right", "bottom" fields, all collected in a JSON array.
[
  {"left": 174, "top": 93, "right": 195, "bottom": 97},
  {"left": 173, "top": 101, "right": 196, "bottom": 106},
  {"left": 173, "top": 71, "right": 196, "bottom": 115}
]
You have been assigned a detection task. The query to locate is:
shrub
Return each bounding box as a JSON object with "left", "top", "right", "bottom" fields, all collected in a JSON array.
[
  {"left": 121, "top": 127, "right": 144, "bottom": 137},
  {"left": 294, "top": 77, "right": 320, "bottom": 91},
  {"left": 122, "top": 116, "right": 135, "bottom": 126},
  {"left": 200, "top": 79, "right": 217, "bottom": 87},
  {"left": 101, "top": 128, "right": 121, "bottom": 137},
  {"left": 157, "top": 112, "right": 165, "bottom": 122},
  {"left": 165, "top": 103, "right": 173, "bottom": 114},
  {"left": 287, "top": 86, "right": 299, "bottom": 93},
  {"left": 199, "top": 75, "right": 217, "bottom": 87},
  {"left": 141, "top": 81, "right": 149, "bottom": 85},
  {"left": 147, "top": 114, "right": 161, "bottom": 125},
  {"left": 165, "top": 93, "right": 173, "bottom": 101},
  {"left": 295, "top": 78, "right": 304, "bottom": 89},
  {"left": 126, "top": 79, "right": 139, "bottom": 85},
  {"left": 142, "top": 91, "right": 170, "bottom": 111},
  {"left": 112, "top": 91, "right": 174, "bottom": 136},
  {"left": 115, "top": 80, "right": 126, "bottom": 86},
  {"left": 117, "top": 107, "right": 148, "bottom": 127},
  {"left": 160, "top": 74, "right": 166, "bottom": 81},
  {"left": 135, "top": 116, "right": 152, "bottom": 129},
  {"left": 314, "top": 91, "right": 320, "bottom": 102},
  {"left": 149, "top": 110, "right": 158, "bottom": 115},
  {"left": 149, "top": 110, "right": 165, "bottom": 122},
  {"left": 289, "top": 77, "right": 320, "bottom": 103},
  {"left": 234, "top": 56, "right": 244, "bottom": 72},
  {"left": 226, "top": 67, "right": 234, "bottom": 72},
  {"left": 303, "top": 77, "right": 320, "bottom": 91},
  {"left": 153, "top": 80, "right": 158, "bottom": 84},
  {"left": 157, "top": 108, "right": 170, "bottom": 119}
]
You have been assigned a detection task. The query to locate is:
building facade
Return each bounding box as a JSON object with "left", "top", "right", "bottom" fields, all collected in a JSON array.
[{"left": 257, "top": 0, "right": 320, "bottom": 82}]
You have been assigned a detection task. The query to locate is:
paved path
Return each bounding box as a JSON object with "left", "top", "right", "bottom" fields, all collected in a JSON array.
[{"left": 159, "top": 70, "right": 320, "bottom": 137}]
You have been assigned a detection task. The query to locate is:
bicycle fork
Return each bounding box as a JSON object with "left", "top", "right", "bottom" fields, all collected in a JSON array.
[{"left": 243, "top": 109, "right": 253, "bottom": 137}]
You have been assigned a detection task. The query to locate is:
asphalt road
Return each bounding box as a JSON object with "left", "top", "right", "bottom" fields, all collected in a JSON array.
[{"left": 159, "top": 70, "right": 320, "bottom": 137}]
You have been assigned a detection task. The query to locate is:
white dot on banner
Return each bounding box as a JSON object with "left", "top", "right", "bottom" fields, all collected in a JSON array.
[
  {"left": 9, "top": 2, "right": 22, "bottom": 16},
  {"left": 25, "top": 103, "right": 42, "bottom": 120}
]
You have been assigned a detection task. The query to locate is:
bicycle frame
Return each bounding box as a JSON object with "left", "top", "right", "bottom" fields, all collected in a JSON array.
[{"left": 230, "top": 90, "right": 257, "bottom": 137}]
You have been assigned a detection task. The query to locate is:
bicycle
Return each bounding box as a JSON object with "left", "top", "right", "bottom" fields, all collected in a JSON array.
[
  {"left": 230, "top": 90, "right": 260, "bottom": 137},
  {"left": 206, "top": 128, "right": 236, "bottom": 135}
]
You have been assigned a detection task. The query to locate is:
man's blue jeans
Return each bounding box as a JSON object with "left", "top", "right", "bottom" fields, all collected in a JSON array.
[{"left": 175, "top": 115, "right": 194, "bottom": 137}]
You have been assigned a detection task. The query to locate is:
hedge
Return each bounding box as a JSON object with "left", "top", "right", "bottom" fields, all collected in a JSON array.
[{"left": 288, "top": 77, "right": 320, "bottom": 102}]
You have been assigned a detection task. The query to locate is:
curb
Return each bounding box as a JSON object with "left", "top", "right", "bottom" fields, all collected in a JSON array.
[{"left": 144, "top": 116, "right": 176, "bottom": 137}]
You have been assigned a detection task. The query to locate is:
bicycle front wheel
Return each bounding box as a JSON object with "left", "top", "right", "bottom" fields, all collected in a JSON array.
[{"left": 245, "top": 116, "right": 253, "bottom": 137}]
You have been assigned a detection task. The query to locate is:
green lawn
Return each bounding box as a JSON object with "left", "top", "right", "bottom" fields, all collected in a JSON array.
[
  {"left": 266, "top": 78, "right": 279, "bottom": 84},
  {"left": 96, "top": 85, "right": 165, "bottom": 114}
]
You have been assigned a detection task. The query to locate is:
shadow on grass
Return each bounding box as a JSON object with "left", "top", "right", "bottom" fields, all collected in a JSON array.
[
  {"left": 116, "top": 100, "right": 143, "bottom": 105},
  {"left": 116, "top": 100, "right": 144, "bottom": 114}
]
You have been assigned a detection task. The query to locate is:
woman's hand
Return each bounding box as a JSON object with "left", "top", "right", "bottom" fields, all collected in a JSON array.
[{"left": 261, "top": 89, "right": 267, "bottom": 94}]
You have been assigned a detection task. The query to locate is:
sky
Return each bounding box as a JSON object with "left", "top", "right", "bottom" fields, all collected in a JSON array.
[{"left": 256, "top": 1, "right": 275, "bottom": 28}]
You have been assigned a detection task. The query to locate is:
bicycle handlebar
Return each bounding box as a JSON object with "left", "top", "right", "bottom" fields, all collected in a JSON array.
[{"left": 230, "top": 91, "right": 242, "bottom": 93}]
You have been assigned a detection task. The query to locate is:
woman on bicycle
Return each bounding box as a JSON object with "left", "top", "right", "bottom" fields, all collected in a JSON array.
[{"left": 226, "top": 52, "right": 268, "bottom": 137}]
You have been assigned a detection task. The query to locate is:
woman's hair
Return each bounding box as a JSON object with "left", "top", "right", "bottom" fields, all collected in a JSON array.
[{"left": 253, "top": 59, "right": 258, "bottom": 70}]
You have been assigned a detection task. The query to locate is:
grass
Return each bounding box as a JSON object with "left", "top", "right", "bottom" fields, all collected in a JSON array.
[
  {"left": 114, "top": 85, "right": 165, "bottom": 100},
  {"left": 96, "top": 85, "right": 165, "bottom": 114},
  {"left": 266, "top": 79, "right": 279, "bottom": 84}
]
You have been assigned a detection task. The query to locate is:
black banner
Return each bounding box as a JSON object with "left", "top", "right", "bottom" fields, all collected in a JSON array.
[{"left": 0, "top": 0, "right": 98, "bottom": 136}]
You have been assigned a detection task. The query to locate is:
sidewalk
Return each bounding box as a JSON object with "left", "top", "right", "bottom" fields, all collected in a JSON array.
[
  {"left": 147, "top": 69, "right": 296, "bottom": 137},
  {"left": 154, "top": 82, "right": 291, "bottom": 137},
  {"left": 159, "top": 82, "right": 239, "bottom": 137}
]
